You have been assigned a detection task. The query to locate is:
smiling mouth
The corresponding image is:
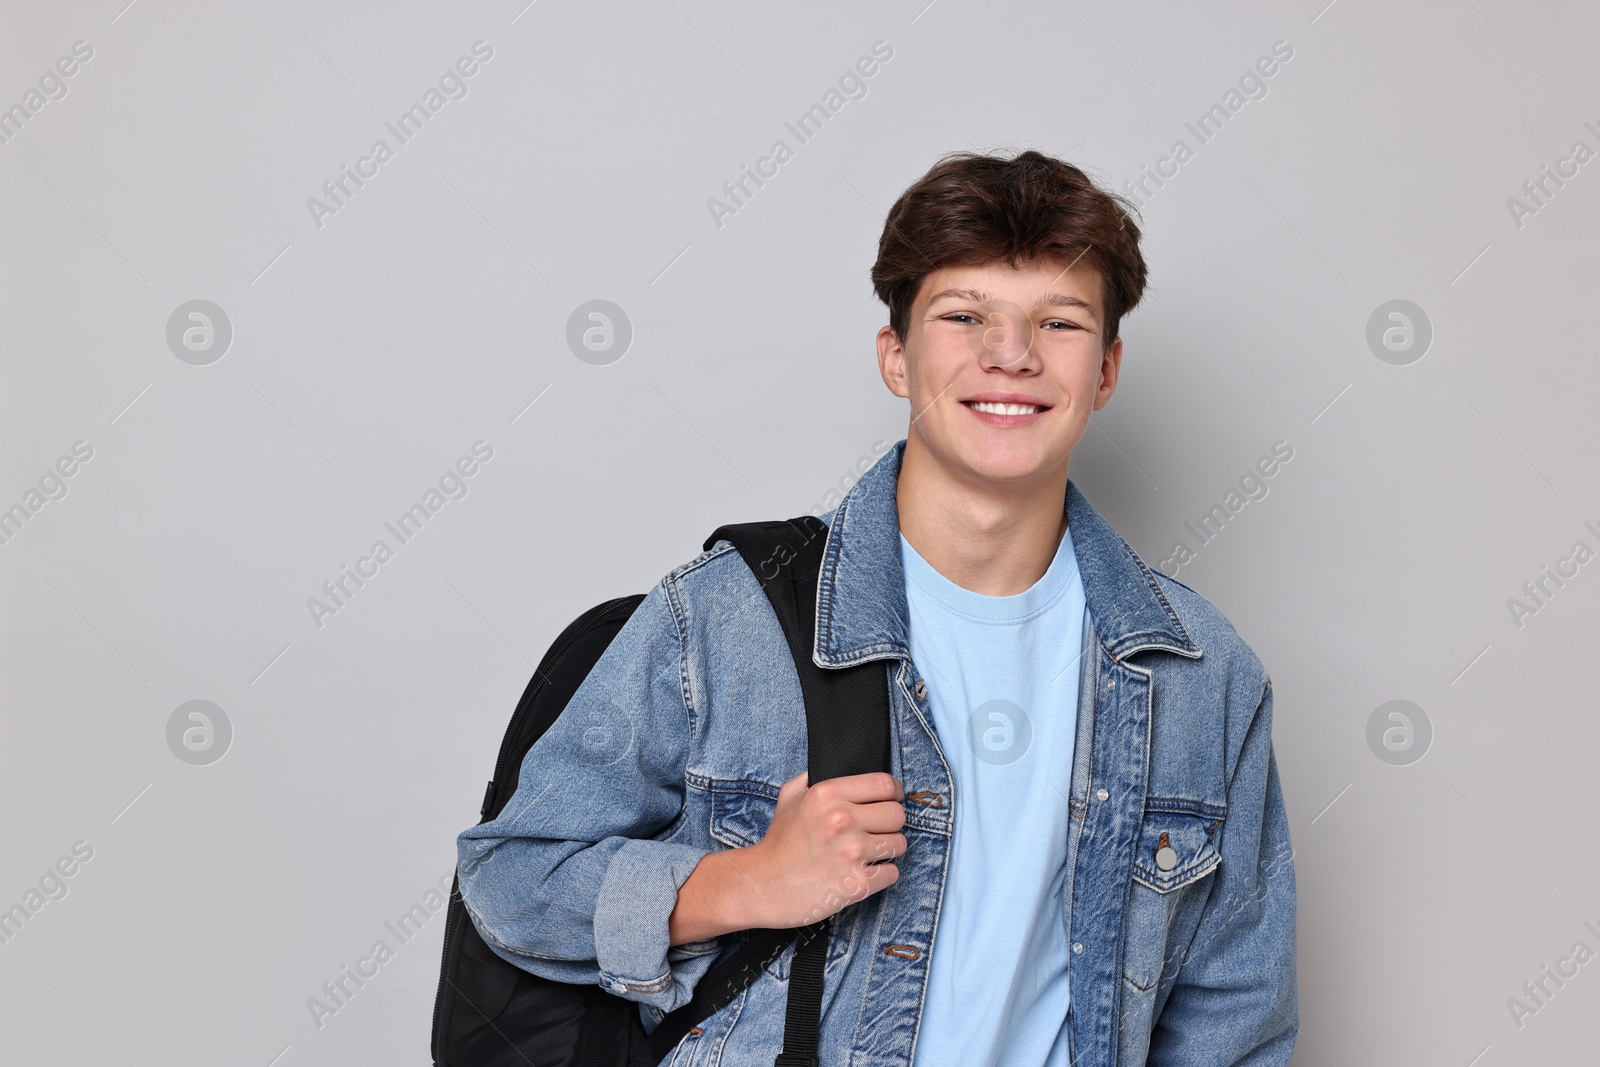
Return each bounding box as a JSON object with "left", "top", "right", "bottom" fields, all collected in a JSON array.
[{"left": 963, "top": 401, "right": 1049, "bottom": 415}]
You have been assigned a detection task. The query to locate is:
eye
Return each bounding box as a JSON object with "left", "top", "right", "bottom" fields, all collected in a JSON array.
[
  {"left": 1042, "top": 319, "right": 1084, "bottom": 331},
  {"left": 942, "top": 313, "right": 981, "bottom": 325}
]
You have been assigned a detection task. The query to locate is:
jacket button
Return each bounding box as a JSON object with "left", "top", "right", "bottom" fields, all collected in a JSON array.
[
  {"left": 1072, "top": 942, "right": 1083, "bottom": 954},
  {"left": 913, "top": 679, "right": 927, "bottom": 701},
  {"left": 1094, "top": 788, "right": 1109, "bottom": 801},
  {"left": 1155, "top": 831, "right": 1178, "bottom": 871}
]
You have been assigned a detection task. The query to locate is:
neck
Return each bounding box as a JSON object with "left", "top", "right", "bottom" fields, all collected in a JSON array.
[{"left": 895, "top": 435, "right": 1071, "bottom": 596}]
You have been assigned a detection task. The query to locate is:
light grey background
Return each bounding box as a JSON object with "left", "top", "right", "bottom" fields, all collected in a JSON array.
[{"left": 3, "top": 1, "right": 1596, "bottom": 1064}]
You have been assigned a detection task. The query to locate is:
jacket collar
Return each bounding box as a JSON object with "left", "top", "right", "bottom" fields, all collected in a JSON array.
[{"left": 813, "top": 438, "right": 1201, "bottom": 667}]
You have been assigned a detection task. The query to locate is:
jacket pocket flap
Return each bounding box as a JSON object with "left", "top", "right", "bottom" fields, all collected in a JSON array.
[
  {"left": 1131, "top": 808, "right": 1222, "bottom": 893},
  {"left": 709, "top": 781, "right": 779, "bottom": 849}
]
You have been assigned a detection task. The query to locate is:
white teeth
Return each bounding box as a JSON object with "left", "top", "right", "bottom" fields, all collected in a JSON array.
[{"left": 970, "top": 401, "right": 1043, "bottom": 415}]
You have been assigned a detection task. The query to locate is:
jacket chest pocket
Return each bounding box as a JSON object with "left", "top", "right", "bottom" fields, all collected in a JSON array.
[
  {"left": 1131, "top": 808, "right": 1221, "bottom": 893},
  {"left": 707, "top": 782, "right": 855, "bottom": 978},
  {"left": 708, "top": 782, "right": 780, "bottom": 849},
  {"left": 1122, "top": 806, "right": 1223, "bottom": 993}
]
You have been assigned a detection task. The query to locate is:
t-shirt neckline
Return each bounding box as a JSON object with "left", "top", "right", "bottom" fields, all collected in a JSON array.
[{"left": 899, "top": 524, "right": 1081, "bottom": 624}]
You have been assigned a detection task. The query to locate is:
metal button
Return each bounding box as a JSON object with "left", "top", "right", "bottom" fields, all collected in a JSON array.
[
  {"left": 1095, "top": 788, "right": 1109, "bottom": 802},
  {"left": 1155, "top": 830, "right": 1179, "bottom": 871},
  {"left": 1071, "top": 942, "right": 1083, "bottom": 954},
  {"left": 913, "top": 678, "right": 927, "bottom": 701},
  {"left": 1107, "top": 680, "right": 1115, "bottom": 690}
]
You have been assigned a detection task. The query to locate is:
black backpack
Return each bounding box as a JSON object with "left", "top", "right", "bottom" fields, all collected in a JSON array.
[{"left": 432, "top": 515, "right": 893, "bottom": 1067}]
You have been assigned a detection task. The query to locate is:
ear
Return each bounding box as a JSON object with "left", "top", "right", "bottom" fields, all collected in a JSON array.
[
  {"left": 877, "top": 324, "right": 910, "bottom": 400},
  {"left": 1092, "top": 335, "right": 1123, "bottom": 411}
]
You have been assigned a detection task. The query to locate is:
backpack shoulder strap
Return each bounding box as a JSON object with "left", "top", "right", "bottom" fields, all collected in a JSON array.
[
  {"left": 701, "top": 515, "right": 891, "bottom": 784},
  {"left": 646, "top": 515, "right": 894, "bottom": 1064}
]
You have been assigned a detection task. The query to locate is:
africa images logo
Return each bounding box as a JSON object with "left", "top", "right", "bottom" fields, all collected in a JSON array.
[
  {"left": 705, "top": 41, "right": 894, "bottom": 229},
  {"left": 1158, "top": 442, "right": 1294, "bottom": 576},
  {"left": 304, "top": 41, "right": 494, "bottom": 230},
  {"left": 305, "top": 441, "right": 494, "bottom": 629}
]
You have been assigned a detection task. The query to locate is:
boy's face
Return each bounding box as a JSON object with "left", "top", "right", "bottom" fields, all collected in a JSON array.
[{"left": 876, "top": 255, "right": 1122, "bottom": 489}]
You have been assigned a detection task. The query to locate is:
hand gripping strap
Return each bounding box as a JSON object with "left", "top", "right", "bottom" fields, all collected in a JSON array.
[{"left": 645, "top": 516, "right": 892, "bottom": 1065}]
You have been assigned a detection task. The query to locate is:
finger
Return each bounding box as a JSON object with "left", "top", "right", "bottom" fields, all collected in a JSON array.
[
  {"left": 858, "top": 857, "right": 901, "bottom": 894},
  {"left": 862, "top": 831, "right": 907, "bottom": 862},
  {"left": 825, "top": 771, "right": 903, "bottom": 805},
  {"left": 855, "top": 799, "right": 908, "bottom": 834}
]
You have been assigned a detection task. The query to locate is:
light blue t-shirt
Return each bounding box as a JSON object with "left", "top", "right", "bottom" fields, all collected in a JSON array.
[{"left": 901, "top": 524, "right": 1088, "bottom": 1067}]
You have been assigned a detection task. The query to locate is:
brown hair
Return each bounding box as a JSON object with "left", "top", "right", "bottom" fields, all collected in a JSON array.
[{"left": 870, "top": 149, "right": 1147, "bottom": 349}]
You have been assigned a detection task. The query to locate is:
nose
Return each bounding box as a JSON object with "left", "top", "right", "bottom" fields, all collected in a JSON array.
[{"left": 971, "top": 300, "right": 1040, "bottom": 373}]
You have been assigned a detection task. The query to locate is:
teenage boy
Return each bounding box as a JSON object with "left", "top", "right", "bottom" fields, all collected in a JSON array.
[{"left": 458, "top": 149, "right": 1297, "bottom": 1066}]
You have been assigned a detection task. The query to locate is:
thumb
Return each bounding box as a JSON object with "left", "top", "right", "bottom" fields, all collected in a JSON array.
[{"left": 775, "top": 770, "right": 810, "bottom": 806}]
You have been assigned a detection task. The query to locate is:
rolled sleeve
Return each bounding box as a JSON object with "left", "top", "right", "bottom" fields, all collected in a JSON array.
[
  {"left": 455, "top": 576, "right": 724, "bottom": 1012},
  {"left": 593, "top": 838, "right": 721, "bottom": 1006}
]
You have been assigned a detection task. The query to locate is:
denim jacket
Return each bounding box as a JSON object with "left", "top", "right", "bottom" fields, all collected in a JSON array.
[{"left": 457, "top": 438, "right": 1297, "bottom": 1066}]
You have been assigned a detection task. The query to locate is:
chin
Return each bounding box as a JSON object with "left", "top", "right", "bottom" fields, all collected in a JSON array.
[{"left": 956, "top": 441, "right": 1065, "bottom": 484}]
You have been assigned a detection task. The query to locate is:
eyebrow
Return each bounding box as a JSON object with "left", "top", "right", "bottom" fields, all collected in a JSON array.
[{"left": 925, "top": 287, "right": 1099, "bottom": 318}]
